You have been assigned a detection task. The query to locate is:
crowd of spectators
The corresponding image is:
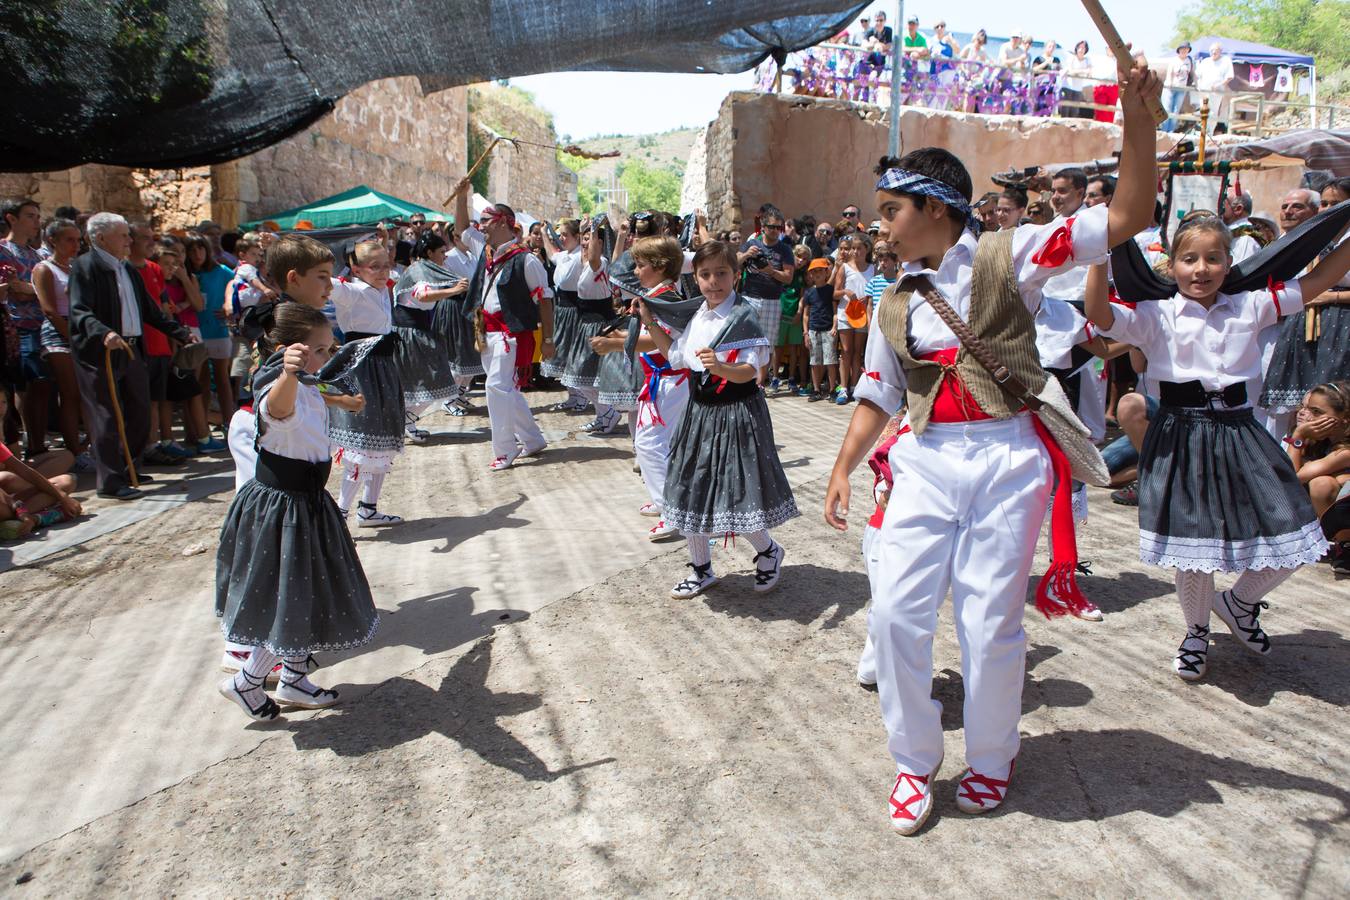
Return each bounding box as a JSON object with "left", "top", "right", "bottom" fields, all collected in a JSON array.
[{"left": 760, "top": 13, "right": 1248, "bottom": 131}]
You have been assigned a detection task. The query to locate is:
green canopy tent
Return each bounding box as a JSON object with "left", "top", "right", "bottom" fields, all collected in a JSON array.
[{"left": 240, "top": 185, "right": 450, "bottom": 231}]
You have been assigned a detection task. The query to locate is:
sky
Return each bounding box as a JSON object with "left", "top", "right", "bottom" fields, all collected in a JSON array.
[{"left": 511, "top": 0, "right": 1181, "bottom": 140}]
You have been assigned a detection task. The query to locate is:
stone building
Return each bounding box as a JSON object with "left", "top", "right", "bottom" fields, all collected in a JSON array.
[{"left": 2, "top": 78, "right": 579, "bottom": 230}]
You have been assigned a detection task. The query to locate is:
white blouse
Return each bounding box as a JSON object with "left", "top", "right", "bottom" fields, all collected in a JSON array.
[
  {"left": 329, "top": 277, "right": 393, "bottom": 335},
  {"left": 666, "top": 293, "right": 769, "bottom": 372},
  {"left": 576, "top": 257, "right": 610, "bottom": 300},
  {"left": 259, "top": 383, "right": 332, "bottom": 463},
  {"left": 1100, "top": 282, "right": 1306, "bottom": 394},
  {"left": 856, "top": 205, "right": 1111, "bottom": 415},
  {"left": 553, "top": 247, "right": 585, "bottom": 292}
]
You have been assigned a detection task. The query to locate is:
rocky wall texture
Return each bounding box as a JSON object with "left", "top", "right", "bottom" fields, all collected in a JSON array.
[
  {"left": 0, "top": 165, "right": 210, "bottom": 229},
  {"left": 471, "top": 85, "right": 578, "bottom": 221},
  {"left": 702, "top": 92, "right": 1302, "bottom": 231},
  {"left": 215, "top": 78, "right": 469, "bottom": 228}
]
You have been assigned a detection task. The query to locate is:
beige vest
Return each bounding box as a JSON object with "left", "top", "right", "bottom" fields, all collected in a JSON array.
[{"left": 875, "top": 228, "right": 1046, "bottom": 434}]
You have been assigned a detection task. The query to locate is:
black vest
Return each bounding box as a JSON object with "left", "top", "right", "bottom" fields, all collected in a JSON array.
[{"left": 469, "top": 247, "right": 539, "bottom": 334}]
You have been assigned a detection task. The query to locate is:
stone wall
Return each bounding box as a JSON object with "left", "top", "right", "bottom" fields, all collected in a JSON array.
[
  {"left": 470, "top": 85, "right": 578, "bottom": 221},
  {"left": 0, "top": 77, "right": 469, "bottom": 231},
  {"left": 215, "top": 77, "right": 469, "bottom": 228},
  {"left": 702, "top": 91, "right": 1303, "bottom": 230}
]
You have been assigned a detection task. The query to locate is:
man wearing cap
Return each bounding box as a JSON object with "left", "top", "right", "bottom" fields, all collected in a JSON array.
[
  {"left": 1195, "top": 42, "right": 1235, "bottom": 132},
  {"left": 901, "top": 14, "right": 928, "bottom": 79},
  {"left": 1162, "top": 42, "right": 1195, "bottom": 131}
]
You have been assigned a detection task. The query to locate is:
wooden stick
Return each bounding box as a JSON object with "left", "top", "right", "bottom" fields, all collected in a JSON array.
[
  {"left": 1079, "top": 0, "right": 1168, "bottom": 126},
  {"left": 104, "top": 343, "right": 139, "bottom": 489},
  {"left": 443, "top": 137, "right": 505, "bottom": 207}
]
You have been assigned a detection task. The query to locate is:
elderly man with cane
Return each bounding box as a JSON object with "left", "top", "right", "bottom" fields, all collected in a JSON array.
[{"left": 69, "top": 213, "right": 198, "bottom": 500}]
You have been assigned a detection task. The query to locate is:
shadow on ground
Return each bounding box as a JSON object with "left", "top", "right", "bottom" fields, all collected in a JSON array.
[{"left": 291, "top": 637, "right": 616, "bottom": 782}]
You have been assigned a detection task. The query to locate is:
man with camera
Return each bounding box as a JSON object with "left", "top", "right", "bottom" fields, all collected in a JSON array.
[{"left": 737, "top": 207, "right": 795, "bottom": 382}]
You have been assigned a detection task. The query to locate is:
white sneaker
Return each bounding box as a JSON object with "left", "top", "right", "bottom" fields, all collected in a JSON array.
[
  {"left": 671, "top": 563, "right": 718, "bottom": 599},
  {"left": 1211, "top": 589, "right": 1272, "bottom": 655},
  {"left": 356, "top": 505, "right": 403, "bottom": 527},
  {"left": 752, "top": 542, "right": 786, "bottom": 592},
  {"left": 1173, "top": 624, "right": 1210, "bottom": 681},
  {"left": 888, "top": 753, "right": 943, "bottom": 835},
  {"left": 638, "top": 502, "right": 662, "bottom": 518},
  {"left": 648, "top": 520, "right": 680, "bottom": 542},
  {"left": 955, "top": 760, "right": 1014, "bottom": 814},
  {"left": 1042, "top": 585, "right": 1104, "bottom": 622},
  {"left": 489, "top": 448, "right": 521, "bottom": 471}
]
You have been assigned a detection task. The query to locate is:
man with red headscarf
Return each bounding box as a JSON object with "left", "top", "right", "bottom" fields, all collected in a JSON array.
[{"left": 465, "top": 203, "right": 554, "bottom": 470}]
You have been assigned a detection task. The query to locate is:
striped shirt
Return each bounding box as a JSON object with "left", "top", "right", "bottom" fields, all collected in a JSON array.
[{"left": 865, "top": 274, "right": 895, "bottom": 308}]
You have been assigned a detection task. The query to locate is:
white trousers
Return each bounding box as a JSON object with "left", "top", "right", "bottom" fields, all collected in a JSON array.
[
  {"left": 870, "top": 416, "right": 1051, "bottom": 774},
  {"left": 857, "top": 523, "right": 881, "bottom": 684},
  {"left": 634, "top": 377, "right": 690, "bottom": 507},
  {"left": 481, "top": 331, "right": 544, "bottom": 458}
]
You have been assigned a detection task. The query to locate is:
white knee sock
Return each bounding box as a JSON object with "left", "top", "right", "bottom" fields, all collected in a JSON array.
[
  {"left": 686, "top": 532, "right": 712, "bottom": 567},
  {"left": 360, "top": 472, "right": 386, "bottom": 506},
  {"left": 1176, "top": 570, "right": 1216, "bottom": 628},
  {"left": 231, "top": 646, "right": 278, "bottom": 707},
  {"left": 279, "top": 655, "right": 323, "bottom": 695},
  {"left": 1230, "top": 568, "right": 1294, "bottom": 604},
  {"left": 337, "top": 469, "right": 361, "bottom": 512},
  {"left": 744, "top": 530, "right": 773, "bottom": 553}
]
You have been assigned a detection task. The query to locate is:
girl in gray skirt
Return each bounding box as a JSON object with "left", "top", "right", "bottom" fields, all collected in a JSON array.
[
  {"left": 216, "top": 303, "right": 378, "bottom": 720},
  {"left": 1088, "top": 218, "right": 1350, "bottom": 681},
  {"left": 640, "top": 240, "right": 799, "bottom": 599}
]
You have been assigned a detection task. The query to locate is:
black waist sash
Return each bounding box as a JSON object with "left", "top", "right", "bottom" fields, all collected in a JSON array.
[
  {"left": 255, "top": 447, "right": 332, "bottom": 495},
  {"left": 1158, "top": 380, "right": 1248, "bottom": 409},
  {"left": 554, "top": 288, "right": 579, "bottom": 309},
  {"left": 392, "top": 304, "right": 434, "bottom": 331},
  {"left": 691, "top": 371, "right": 759, "bottom": 406}
]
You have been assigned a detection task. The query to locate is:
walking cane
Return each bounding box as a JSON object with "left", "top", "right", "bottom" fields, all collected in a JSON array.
[{"left": 104, "top": 342, "right": 140, "bottom": 489}]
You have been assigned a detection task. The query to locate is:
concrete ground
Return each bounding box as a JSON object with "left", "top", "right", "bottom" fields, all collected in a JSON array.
[{"left": 0, "top": 388, "right": 1347, "bottom": 897}]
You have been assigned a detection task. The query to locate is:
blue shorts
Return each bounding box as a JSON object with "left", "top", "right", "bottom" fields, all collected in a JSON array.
[{"left": 17, "top": 327, "right": 48, "bottom": 383}]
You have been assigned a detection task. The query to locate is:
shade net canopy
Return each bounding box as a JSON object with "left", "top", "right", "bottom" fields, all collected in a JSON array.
[
  {"left": 1190, "top": 36, "right": 1314, "bottom": 68},
  {"left": 2, "top": 0, "right": 866, "bottom": 172},
  {"left": 239, "top": 184, "right": 450, "bottom": 230}
]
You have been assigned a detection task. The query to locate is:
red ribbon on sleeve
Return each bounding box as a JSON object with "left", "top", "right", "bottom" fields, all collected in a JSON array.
[
  {"left": 1030, "top": 216, "right": 1076, "bottom": 269},
  {"left": 1267, "top": 276, "right": 1286, "bottom": 317}
]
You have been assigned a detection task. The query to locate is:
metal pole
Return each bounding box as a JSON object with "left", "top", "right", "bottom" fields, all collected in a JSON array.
[{"left": 887, "top": 1, "right": 905, "bottom": 156}]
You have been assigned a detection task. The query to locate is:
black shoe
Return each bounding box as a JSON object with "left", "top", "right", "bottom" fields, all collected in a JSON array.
[
  {"left": 142, "top": 448, "right": 185, "bottom": 467},
  {"left": 1110, "top": 481, "right": 1138, "bottom": 506},
  {"left": 98, "top": 485, "right": 143, "bottom": 500},
  {"left": 133, "top": 474, "right": 155, "bottom": 484}
]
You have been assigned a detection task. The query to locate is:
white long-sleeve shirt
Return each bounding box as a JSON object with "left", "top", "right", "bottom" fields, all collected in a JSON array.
[
  {"left": 855, "top": 205, "right": 1111, "bottom": 415},
  {"left": 1099, "top": 281, "right": 1306, "bottom": 397},
  {"left": 329, "top": 277, "right": 393, "bottom": 335}
]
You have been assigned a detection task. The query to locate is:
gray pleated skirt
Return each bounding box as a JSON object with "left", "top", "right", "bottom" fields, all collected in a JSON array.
[
  {"left": 542, "top": 301, "right": 577, "bottom": 378},
  {"left": 394, "top": 325, "right": 456, "bottom": 406},
  {"left": 215, "top": 469, "right": 379, "bottom": 656},
  {"left": 430, "top": 298, "right": 485, "bottom": 380},
  {"left": 1260, "top": 312, "right": 1321, "bottom": 412},
  {"left": 561, "top": 312, "right": 609, "bottom": 390},
  {"left": 1137, "top": 405, "right": 1328, "bottom": 572},
  {"left": 662, "top": 391, "right": 800, "bottom": 535},
  {"left": 597, "top": 346, "right": 642, "bottom": 411},
  {"left": 329, "top": 346, "right": 405, "bottom": 462}
]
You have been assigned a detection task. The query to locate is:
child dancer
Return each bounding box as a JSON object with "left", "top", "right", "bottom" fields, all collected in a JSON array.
[
  {"left": 592, "top": 236, "right": 698, "bottom": 541},
  {"left": 825, "top": 58, "right": 1161, "bottom": 834},
  {"left": 642, "top": 240, "right": 799, "bottom": 598},
  {"left": 466, "top": 204, "right": 552, "bottom": 471},
  {"left": 220, "top": 235, "right": 360, "bottom": 682},
  {"left": 1087, "top": 221, "right": 1350, "bottom": 681},
  {"left": 394, "top": 232, "right": 473, "bottom": 440},
  {"left": 328, "top": 240, "right": 404, "bottom": 526},
  {"left": 216, "top": 302, "right": 377, "bottom": 720}
]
